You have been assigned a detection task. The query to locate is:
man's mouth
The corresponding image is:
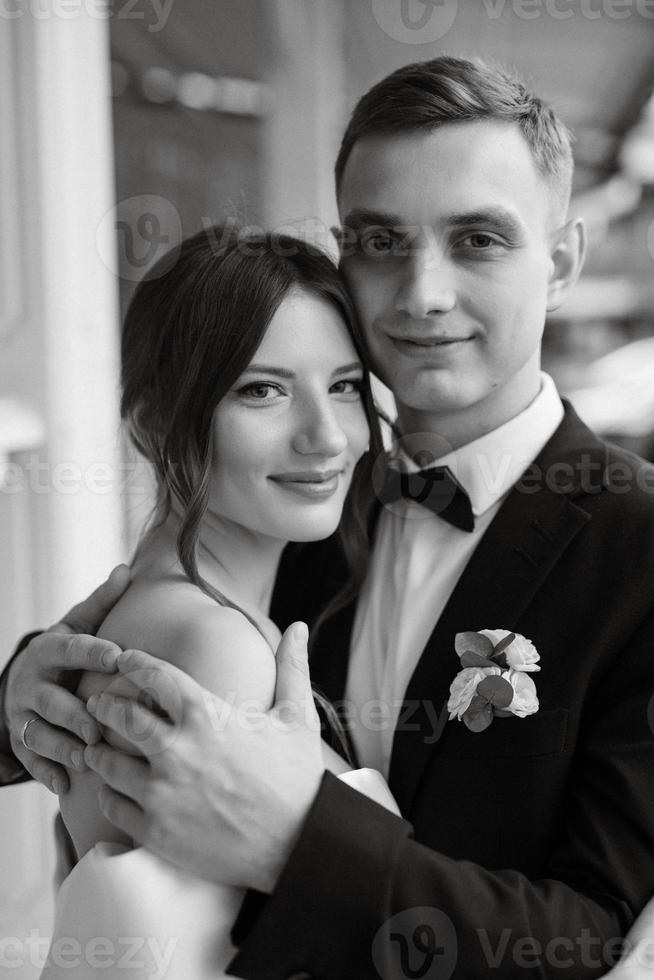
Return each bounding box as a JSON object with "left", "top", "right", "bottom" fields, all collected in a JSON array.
[{"left": 391, "top": 335, "right": 472, "bottom": 350}]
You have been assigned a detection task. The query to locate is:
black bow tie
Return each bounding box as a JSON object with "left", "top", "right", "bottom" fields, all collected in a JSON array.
[{"left": 379, "top": 464, "right": 475, "bottom": 532}]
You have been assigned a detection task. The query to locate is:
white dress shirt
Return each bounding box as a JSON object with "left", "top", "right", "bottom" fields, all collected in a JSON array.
[{"left": 344, "top": 374, "right": 565, "bottom": 778}]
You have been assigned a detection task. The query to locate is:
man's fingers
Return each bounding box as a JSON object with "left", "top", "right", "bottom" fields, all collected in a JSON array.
[
  {"left": 97, "top": 786, "right": 147, "bottom": 844},
  {"left": 33, "top": 683, "right": 102, "bottom": 746},
  {"left": 31, "top": 632, "right": 122, "bottom": 675},
  {"left": 84, "top": 742, "right": 148, "bottom": 805},
  {"left": 87, "top": 693, "right": 177, "bottom": 757},
  {"left": 9, "top": 736, "right": 70, "bottom": 795},
  {"left": 116, "top": 649, "right": 197, "bottom": 723},
  {"left": 11, "top": 710, "right": 89, "bottom": 771},
  {"left": 58, "top": 564, "right": 131, "bottom": 636},
  {"left": 273, "top": 622, "right": 314, "bottom": 708}
]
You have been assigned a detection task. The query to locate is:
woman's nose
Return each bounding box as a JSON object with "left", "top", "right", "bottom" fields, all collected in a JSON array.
[{"left": 292, "top": 398, "right": 349, "bottom": 457}]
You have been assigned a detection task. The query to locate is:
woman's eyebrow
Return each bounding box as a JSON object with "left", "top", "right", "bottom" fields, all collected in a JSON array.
[
  {"left": 332, "top": 361, "right": 363, "bottom": 376},
  {"left": 241, "top": 361, "right": 363, "bottom": 379},
  {"left": 341, "top": 209, "right": 404, "bottom": 229},
  {"left": 241, "top": 365, "right": 295, "bottom": 378}
]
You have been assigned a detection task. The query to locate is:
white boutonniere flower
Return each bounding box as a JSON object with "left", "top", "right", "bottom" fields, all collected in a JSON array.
[{"left": 447, "top": 630, "right": 540, "bottom": 732}]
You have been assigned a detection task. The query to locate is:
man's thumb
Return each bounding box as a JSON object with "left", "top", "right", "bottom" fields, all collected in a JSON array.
[{"left": 274, "top": 621, "right": 312, "bottom": 708}]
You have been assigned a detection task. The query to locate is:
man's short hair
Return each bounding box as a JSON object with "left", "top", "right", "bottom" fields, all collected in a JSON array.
[{"left": 335, "top": 56, "right": 574, "bottom": 221}]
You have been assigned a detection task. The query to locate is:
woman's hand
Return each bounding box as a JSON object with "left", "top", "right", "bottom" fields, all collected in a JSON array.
[{"left": 3, "top": 565, "right": 130, "bottom": 794}]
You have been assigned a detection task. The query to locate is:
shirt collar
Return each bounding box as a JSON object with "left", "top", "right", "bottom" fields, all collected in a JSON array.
[{"left": 395, "top": 373, "right": 564, "bottom": 518}]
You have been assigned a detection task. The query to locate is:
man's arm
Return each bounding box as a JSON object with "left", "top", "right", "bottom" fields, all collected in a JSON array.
[
  {"left": 84, "top": 609, "right": 654, "bottom": 980},
  {"left": 0, "top": 632, "right": 41, "bottom": 783},
  {"left": 229, "top": 607, "right": 654, "bottom": 980},
  {"left": 0, "top": 565, "right": 130, "bottom": 793}
]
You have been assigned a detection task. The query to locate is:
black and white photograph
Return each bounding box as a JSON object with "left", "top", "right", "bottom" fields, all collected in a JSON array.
[{"left": 2, "top": 1, "right": 654, "bottom": 977}]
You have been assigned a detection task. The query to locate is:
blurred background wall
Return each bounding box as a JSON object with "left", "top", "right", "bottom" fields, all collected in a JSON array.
[{"left": 1, "top": 1, "right": 654, "bottom": 974}]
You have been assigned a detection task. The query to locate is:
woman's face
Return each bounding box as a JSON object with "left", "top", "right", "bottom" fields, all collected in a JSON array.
[{"left": 209, "top": 288, "right": 371, "bottom": 543}]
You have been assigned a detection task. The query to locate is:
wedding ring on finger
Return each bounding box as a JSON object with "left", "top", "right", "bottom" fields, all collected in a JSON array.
[{"left": 20, "top": 717, "right": 39, "bottom": 751}]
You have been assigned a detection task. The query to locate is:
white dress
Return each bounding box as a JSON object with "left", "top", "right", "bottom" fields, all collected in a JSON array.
[{"left": 41, "top": 769, "right": 399, "bottom": 979}]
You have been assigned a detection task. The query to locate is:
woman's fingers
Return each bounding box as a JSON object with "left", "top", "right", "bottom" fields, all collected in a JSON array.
[{"left": 56, "top": 564, "right": 131, "bottom": 635}]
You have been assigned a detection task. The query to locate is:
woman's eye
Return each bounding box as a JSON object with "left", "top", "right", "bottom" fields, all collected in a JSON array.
[
  {"left": 237, "top": 382, "right": 283, "bottom": 401},
  {"left": 331, "top": 378, "right": 364, "bottom": 397}
]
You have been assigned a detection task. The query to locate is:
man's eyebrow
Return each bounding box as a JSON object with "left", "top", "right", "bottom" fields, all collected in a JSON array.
[
  {"left": 340, "top": 207, "right": 525, "bottom": 238},
  {"left": 446, "top": 208, "right": 525, "bottom": 236},
  {"left": 241, "top": 361, "right": 363, "bottom": 379}
]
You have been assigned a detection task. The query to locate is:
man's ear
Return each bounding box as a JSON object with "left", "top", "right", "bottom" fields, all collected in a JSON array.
[{"left": 546, "top": 217, "right": 587, "bottom": 312}]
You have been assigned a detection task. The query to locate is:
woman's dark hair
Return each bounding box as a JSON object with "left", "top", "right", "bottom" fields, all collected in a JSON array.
[{"left": 121, "top": 224, "right": 384, "bottom": 750}]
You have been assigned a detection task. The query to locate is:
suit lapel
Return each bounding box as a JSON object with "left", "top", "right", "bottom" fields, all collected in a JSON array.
[{"left": 388, "top": 404, "right": 608, "bottom": 816}]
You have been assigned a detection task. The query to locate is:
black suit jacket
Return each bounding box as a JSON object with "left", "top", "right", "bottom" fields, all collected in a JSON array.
[{"left": 229, "top": 404, "right": 654, "bottom": 980}]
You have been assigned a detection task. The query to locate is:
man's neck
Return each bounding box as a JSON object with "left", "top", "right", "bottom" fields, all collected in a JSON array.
[{"left": 396, "top": 368, "right": 543, "bottom": 453}]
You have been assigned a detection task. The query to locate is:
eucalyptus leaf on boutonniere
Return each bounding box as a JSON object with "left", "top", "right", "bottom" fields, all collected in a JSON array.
[{"left": 447, "top": 629, "right": 540, "bottom": 733}]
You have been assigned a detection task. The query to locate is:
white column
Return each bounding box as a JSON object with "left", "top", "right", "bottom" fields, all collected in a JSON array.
[
  {"left": 0, "top": 8, "right": 123, "bottom": 971},
  {"left": 31, "top": 7, "right": 125, "bottom": 619}
]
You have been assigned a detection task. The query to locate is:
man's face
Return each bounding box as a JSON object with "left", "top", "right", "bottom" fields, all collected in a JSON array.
[{"left": 337, "top": 120, "right": 565, "bottom": 439}]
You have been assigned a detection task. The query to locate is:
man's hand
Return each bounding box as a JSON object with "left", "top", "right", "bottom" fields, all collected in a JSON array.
[
  {"left": 84, "top": 621, "right": 324, "bottom": 893},
  {"left": 4, "top": 565, "right": 131, "bottom": 794}
]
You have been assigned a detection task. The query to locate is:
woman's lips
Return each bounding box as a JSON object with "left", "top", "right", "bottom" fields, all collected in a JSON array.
[{"left": 268, "top": 470, "right": 343, "bottom": 499}]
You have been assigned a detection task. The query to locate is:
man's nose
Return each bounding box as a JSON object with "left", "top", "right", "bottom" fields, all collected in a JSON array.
[
  {"left": 395, "top": 247, "right": 456, "bottom": 319},
  {"left": 292, "top": 397, "right": 349, "bottom": 457}
]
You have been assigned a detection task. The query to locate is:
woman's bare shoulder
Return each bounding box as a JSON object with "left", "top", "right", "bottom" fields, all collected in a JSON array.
[{"left": 93, "top": 576, "right": 277, "bottom": 705}]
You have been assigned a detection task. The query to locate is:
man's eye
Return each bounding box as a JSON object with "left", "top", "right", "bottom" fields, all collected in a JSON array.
[
  {"left": 237, "top": 382, "right": 283, "bottom": 401},
  {"left": 460, "top": 233, "right": 498, "bottom": 249},
  {"left": 360, "top": 229, "right": 396, "bottom": 256}
]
